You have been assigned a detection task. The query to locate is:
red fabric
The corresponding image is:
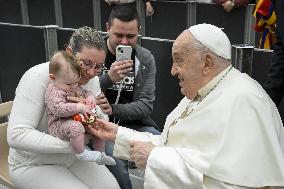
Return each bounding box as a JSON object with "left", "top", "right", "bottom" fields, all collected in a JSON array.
[
  {"left": 73, "top": 114, "right": 83, "bottom": 122},
  {"left": 256, "top": 0, "right": 273, "bottom": 16}
]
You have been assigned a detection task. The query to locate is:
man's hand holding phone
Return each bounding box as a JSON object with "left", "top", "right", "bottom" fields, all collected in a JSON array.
[
  {"left": 108, "top": 45, "right": 133, "bottom": 83},
  {"left": 108, "top": 60, "right": 133, "bottom": 82}
]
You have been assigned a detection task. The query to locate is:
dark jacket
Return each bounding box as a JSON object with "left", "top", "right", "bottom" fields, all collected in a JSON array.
[
  {"left": 263, "top": 0, "right": 284, "bottom": 106},
  {"left": 100, "top": 44, "right": 158, "bottom": 129}
]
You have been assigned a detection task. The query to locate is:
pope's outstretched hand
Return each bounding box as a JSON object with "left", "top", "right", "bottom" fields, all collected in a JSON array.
[{"left": 88, "top": 119, "right": 118, "bottom": 142}]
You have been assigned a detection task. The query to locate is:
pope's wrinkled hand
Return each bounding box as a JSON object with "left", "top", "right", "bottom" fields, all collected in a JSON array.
[
  {"left": 129, "top": 141, "right": 155, "bottom": 169},
  {"left": 87, "top": 119, "right": 118, "bottom": 142}
]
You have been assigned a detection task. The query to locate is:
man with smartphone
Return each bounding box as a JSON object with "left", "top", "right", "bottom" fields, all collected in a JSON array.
[{"left": 98, "top": 4, "right": 160, "bottom": 189}]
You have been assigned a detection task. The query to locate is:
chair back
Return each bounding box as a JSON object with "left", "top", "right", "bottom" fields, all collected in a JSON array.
[{"left": 0, "top": 101, "right": 16, "bottom": 189}]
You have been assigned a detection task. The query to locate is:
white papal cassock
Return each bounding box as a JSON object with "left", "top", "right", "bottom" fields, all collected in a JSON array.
[{"left": 113, "top": 66, "right": 284, "bottom": 189}]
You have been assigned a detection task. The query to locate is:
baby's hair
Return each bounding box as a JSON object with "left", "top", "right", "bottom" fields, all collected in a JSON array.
[{"left": 49, "top": 51, "right": 82, "bottom": 77}]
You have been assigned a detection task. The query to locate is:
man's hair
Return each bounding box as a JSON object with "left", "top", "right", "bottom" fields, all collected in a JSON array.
[
  {"left": 68, "top": 26, "right": 106, "bottom": 54},
  {"left": 107, "top": 4, "right": 140, "bottom": 28},
  {"left": 49, "top": 51, "right": 82, "bottom": 77}
]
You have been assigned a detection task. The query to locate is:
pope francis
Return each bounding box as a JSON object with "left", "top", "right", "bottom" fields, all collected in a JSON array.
[{"left": 90, "top": 23, "right": 284, "bottom": 189}]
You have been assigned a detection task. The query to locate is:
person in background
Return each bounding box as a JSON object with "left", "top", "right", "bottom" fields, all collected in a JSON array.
[
  {"left": 263, "top": 0, "right": 284, "bottom": 106},
  {"left": 144, "top": 0, "right": 154, "bottom": 17},
  {"left": 213, "top": 0, "right": 249, "bottom": 12},
  {"left": 104, "top": 0, "right": 154, "bottom": 17},
  {"left": 91, "top": 23, "right": 284, "bottom": 189},
  {"left": 253, "top": 0, "right": 277, "bottom": 49},
  {"left": 100, "top": 4, "right": 160, "bottom": 189}
]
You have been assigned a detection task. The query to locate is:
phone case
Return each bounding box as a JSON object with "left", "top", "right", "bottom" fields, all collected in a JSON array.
[{"left": 116, "top": 45, "right": 132, "bottom": 61}]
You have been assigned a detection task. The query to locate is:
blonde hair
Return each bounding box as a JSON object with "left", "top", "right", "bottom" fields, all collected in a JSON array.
[{"left": 49, "top": 51, "right": 82, "bottom": 77}]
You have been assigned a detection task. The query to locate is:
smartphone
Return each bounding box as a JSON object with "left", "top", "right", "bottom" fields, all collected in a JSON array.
[{"left": 116, "top": 45, "right": 132, "bottom": 61}]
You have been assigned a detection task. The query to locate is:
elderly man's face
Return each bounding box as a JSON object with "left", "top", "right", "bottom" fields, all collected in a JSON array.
[{"left": 172, "top": 32, "right": 205, "bottom": 99}]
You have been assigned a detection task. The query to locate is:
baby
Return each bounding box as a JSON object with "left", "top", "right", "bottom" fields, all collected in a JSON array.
[{"left": 45, "top": 51, "right": 115, "bottom": 165}]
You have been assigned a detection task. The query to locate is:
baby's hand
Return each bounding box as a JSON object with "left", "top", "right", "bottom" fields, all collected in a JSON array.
[
  {"left": 85, "top": 95, "right": 96, "bottom": 109},
  {"left": 67, "top": 96, "right": 85, "bottom": 103},
  {"left": 76, "top": 103, "right": 90, "bottom": 115}
]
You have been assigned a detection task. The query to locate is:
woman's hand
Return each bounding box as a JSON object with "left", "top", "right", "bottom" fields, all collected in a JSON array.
[
  {"left": 95, "top": 93, "right": 113, "bottom": 115},
  {"left": 66, "top": 96, "right": 85, "bottom": 103}
]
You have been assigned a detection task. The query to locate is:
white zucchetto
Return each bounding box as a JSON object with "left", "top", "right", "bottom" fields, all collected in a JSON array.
[{"left": 188, "top": 23, "right": 231, "bottom": 59}]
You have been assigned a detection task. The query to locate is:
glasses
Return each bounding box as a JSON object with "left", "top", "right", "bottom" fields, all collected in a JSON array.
[{"left": 79, "top": 59, "right": 106, "bottom": 70}]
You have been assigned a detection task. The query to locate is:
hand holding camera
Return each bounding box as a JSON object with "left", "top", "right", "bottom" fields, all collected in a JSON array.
[{"left": 108, "top": 45, "right": 133, "bottom": 82}]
